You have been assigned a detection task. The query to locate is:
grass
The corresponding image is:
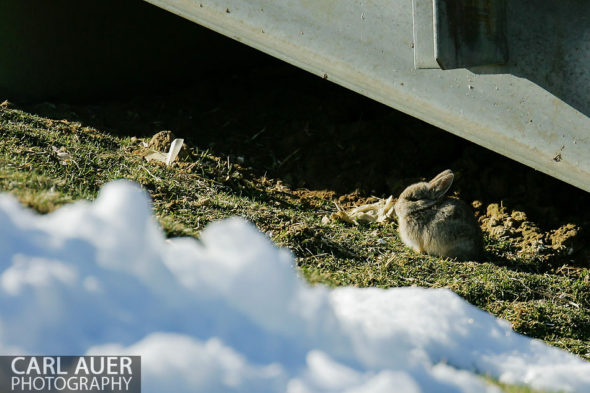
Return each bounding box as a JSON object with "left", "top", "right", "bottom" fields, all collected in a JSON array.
[
  {"left": 485, "top": 378, "right": 561, "bottom": 393},
  {"left": 0, "top": 102, "right": 587, "bottom": 393}
]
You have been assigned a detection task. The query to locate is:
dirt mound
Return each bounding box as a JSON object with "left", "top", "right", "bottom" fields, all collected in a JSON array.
[
  {"left": 148, "top": 130, "right": 176, "bottom": 151},
  {"left": 477, "top": 202, "right": 583, "bottom": 262}
]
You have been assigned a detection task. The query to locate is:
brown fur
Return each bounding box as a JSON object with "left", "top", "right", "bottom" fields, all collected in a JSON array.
[{"left": 394, "top": 170, "right": 482, "bottom": 260}]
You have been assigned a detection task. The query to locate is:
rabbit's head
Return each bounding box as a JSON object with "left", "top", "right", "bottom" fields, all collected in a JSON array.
[{"left": 394, "top": 170, "right": 454, "bottom": 217}]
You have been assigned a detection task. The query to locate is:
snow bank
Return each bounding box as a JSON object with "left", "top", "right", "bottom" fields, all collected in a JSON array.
[{"left": 1, "top": 180, "right": 588, "bottom": 392}]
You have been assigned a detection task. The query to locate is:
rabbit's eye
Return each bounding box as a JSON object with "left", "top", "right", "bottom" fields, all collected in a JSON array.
[{"left": 406, "top": 197, "right": 417, "bottom": 202}]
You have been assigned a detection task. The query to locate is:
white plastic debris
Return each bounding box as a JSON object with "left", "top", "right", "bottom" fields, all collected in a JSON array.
[
  {"left": 144, "top": 138, "right": 184, "bottom": 166},
  {"left": 51, "top": 146, "right": 73, "bottom": 165},
  {"left": 166, "top": 138, "right": 184, "bottom": 166}
]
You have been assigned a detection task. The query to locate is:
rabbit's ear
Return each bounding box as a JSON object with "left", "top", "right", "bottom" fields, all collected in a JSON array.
[{"left": 428, "top": 170, "right": 454, "bottom": 198}]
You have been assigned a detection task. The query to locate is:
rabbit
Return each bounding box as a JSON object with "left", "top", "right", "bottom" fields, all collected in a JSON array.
[{"left": 394, "top": 169, "right": 482, "bottom": 260}]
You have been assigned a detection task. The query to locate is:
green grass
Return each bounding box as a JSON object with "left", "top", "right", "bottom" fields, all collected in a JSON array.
[
  {"left": 0, "top": 104, "right": 587, "bottom": 393},
  {"left": 484, "top": 377, "right": 561, "bottom": 393}
]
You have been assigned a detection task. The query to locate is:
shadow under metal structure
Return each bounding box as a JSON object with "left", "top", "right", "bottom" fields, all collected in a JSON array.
[
  {"left": 1, "top": 0, "right": 589, "bottom": 193},
  {"left": 0, "top": 0, "right": 258, "bottom": 101}
]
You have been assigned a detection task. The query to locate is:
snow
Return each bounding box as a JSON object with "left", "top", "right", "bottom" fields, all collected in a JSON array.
[{"left": 1, "top": 180, "right": 588, "bottom": 393}]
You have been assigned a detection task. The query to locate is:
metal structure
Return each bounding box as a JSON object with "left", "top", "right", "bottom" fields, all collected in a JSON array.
[{"left": 143, "top": 0, "right": 590, "bottom": 193}]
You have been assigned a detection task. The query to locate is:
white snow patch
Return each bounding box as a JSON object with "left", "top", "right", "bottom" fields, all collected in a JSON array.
[{"left": 1, "top": 180, "right": 588, "bottom": 392}]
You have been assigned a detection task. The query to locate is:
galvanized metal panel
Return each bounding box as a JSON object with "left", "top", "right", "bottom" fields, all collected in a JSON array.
[
  {"left": 434, "top": 0, "right": 508, "bottom": 69},
  {"left": 412, "top": 0, "right": 439, "bottom": 69},
  {"left": 143, "top": 0, "right": 590, "bottom": 193}
]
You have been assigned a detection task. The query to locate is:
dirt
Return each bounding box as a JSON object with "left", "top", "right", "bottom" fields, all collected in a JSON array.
[
  {"left": 18, "top": 58, "right": 590, "bottom": 270},
  {"left": 477, "top": 202, "right": 584, "bottom": 263},
  {"left": 148, "top": 130, "right": 176, "bottom": 151}
]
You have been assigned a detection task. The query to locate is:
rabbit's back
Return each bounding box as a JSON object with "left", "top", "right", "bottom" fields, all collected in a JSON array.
[{"left": 425, "top": 198, "right": 482, "bottom": 259}]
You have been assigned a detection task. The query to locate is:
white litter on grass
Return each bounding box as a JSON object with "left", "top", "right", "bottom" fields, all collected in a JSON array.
[
  {"left": 329, "top": 196, "right": 396, "bottom": 225},
  {"left": 51, "top": 145, "right": 73, "bottom": 165},
  {"left": 166, "top": 138, "right": 184, "bottom": 166},
  {"left": 0, "top": 180, "right": 588, "bottom": 393},
  {"left": 144, "top": 138, "right": 184, "bottom": 166}
]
